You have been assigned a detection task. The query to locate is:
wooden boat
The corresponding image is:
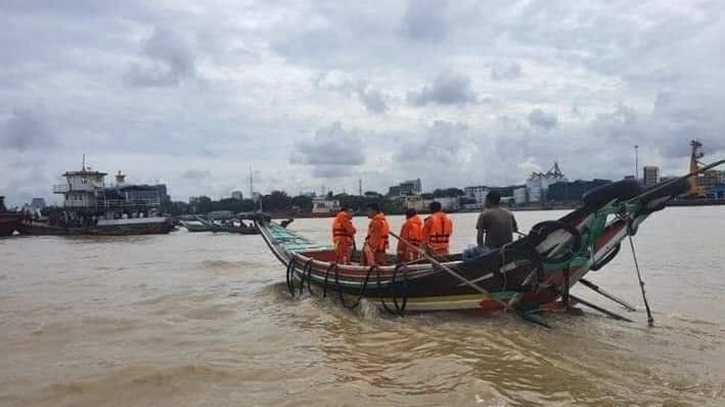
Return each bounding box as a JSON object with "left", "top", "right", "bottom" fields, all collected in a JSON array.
[
  {"left": 179, "top": 218, "right": 214, "bottom": 232},
  {"left": 210, "top": 223, "right": 258, "bottom": 235},
  {"left": 258, "top": 162, "right": 724, "bottom": 315},
  {"left": 0, "top": 196, "right": 23, "bottom": 236},
  {"left": 17, "top": 217, "right": 174, "bottom": 236},
  {"left": 180, "top": 216, "right": 259, "bottom": 234}
]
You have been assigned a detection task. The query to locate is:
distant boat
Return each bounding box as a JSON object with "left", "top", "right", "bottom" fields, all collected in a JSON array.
[
  {"left": 180, "top": 215, "right": 259, "bottom": 234},
  {"left": 18, "top": 217, "right": 174, "bottom": 236},
  {"left": 17, "top": 161, "right": 173, "bottom": 236},
  {"left": 179, "top": 218, "right": 214, "bottom": 232},
  {"left": 0, "top": 196, "right": 22, "bottom": 236}
]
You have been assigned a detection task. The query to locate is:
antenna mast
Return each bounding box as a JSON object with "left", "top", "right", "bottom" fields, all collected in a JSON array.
[{"left": 249, "top": 164, "right": 254, "bottom": 197}]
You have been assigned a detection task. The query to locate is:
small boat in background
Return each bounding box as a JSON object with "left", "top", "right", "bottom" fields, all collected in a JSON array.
[
  {"left": 0, "top": 196, "right": 22, "bottom": 236},
  {"left": 179, "top": 217, "right": 214, "bottom": 232},
  {"left": 179, "top": 214, "right": 260, "bottom": 234}
]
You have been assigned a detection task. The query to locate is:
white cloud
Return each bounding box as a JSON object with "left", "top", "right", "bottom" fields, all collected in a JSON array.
[
  {"left": 407, "top": 71, "right": 477, "bottom": 106},
  {"left": 292, "top": 122, "right": 366, "bottom": 178},
  {"left": 528, "top": 108, "right": 558, "bottom": 130},
  {"left": 1, "top": 0, "right": 724, "bottom": 205}
]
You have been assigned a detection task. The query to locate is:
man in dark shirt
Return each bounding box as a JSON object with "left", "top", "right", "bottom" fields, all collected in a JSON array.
[{"left": 476, "top": 190, "right": 518, "bottom": 249}]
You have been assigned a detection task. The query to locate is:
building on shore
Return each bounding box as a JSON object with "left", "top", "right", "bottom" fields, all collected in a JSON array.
[
  {"left": 387, "top": 179, "right": 422, "bottom": 197},
  {"left": 547, "top": 179, "right": 612, "bottom": 203},
  {"left": 463, "top": 185, "right": 488, "bottom": 204},
  {"left": 311, "top": 196, "right": 340, "bottom": 214},
  {"left": 525, "top": 162, "right": 567, "bottom": 203},
  {"left": 513, "top": 187, "right": 527, "bottom": 205},
  {"left": 643, "top": 166, "right": 660, "bottom": 187},
  {"left": 231, "top": 190, "right": 243, "bottom": 200},
  {"left": 401, "top": 195, "right": 460, "bottom": 213}
]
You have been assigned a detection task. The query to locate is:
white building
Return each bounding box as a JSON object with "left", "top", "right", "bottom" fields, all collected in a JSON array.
[
  {"left": 513, "top": 188, "right": 528, "bottom": 205},
  {"left": 525, "top": 162, "right": 567, "bottom": 203},
  {"left": 311, "top": 196, "right": 340, "bottom": 214},
  {"left": 435, "top": 197, "right": 461, "bottom": 212},
  {"left": 463, "top": 185, "right": 489, "bottom": 203},
  {"left": 231, "top": 190, "right": 243, "bottom": 200}
]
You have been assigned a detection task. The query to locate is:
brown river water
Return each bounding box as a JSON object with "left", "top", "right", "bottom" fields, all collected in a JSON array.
[{"left": 1, "top": 207, "right": 724, "bottom": 406}]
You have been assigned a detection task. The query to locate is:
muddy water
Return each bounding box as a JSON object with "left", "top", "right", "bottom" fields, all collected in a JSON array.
[{"left": 1, "top": 207, "right": 724, "bottom": 406}]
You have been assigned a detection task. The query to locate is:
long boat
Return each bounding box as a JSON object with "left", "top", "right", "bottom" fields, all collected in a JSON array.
[
  {"left": 180, "top": 216, "right": 259, "bottom": 234},
  {"left": 257, "top": 161, "right": 724, "bottom": 316},
  {"left": 17, "top": 217, "right": 174, "bottom": 236},
  {"left": 179, "top": 218, "right": 214, "bottom": 232}
]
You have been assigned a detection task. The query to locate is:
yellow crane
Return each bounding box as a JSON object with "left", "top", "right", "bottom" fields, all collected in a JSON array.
[{"left": 688, "top": 139, "right": 706, "bottom": 197}]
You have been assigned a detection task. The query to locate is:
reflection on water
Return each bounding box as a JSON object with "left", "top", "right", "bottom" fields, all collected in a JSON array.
[{"left": 1, "top": 207, "right": 724, "bottom": 406}]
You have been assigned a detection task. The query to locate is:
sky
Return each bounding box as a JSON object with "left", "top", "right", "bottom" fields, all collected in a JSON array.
[{"left": 1, "top": 0, "right": 724, "bottom": 206}]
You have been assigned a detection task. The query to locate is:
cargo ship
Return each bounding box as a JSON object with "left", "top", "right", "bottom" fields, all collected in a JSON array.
[{"left": 17, "top": 160, "right": 173, "bottom": 236}]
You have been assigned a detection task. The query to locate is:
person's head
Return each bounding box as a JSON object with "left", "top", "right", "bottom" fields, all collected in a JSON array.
[
  {"left": 365, "top": 202, "right": 380, "bottom": 218},
  {"left": 429, "top": 201, "right": 442, "bottom": 213},
  {"left": 340, "top": 204, "right": 353, "bottom": 215},
  {"left": 405, "top": 208, "right": 417, "bottom": 219},
  {"left": 485, "top": 190, "right": 501, "bottom": 208}
]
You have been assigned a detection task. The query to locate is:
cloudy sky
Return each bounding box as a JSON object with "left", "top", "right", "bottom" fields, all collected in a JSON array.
[{"left": 1, "top": 0, "right": 724, "bottom": 206}]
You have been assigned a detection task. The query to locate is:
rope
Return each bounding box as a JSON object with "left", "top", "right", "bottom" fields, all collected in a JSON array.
[
  {"left": 300, "top": 259, "right": 315, "bottom": 297},
  {"left": 285, "top": 257, "right": 296, "bottom": 295},
  {"left": 333, "top": 264, "right": 377, "bottom": 310},
  {"left": 322, "top": 263, "right": 337, "bottom": 298},
  {"left": 392, "top": 263, "right": 409, "bottom": 316},
  {"left": 377, "top": 267, "right": 398, "bottom": 315}
]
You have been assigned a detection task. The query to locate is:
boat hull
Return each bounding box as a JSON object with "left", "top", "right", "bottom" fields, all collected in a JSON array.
[
  {"left": 211, "top": 226, "right": 258, "bottom": 234},
  {"left": 17, "top": 219, "right": 174, "bottom": 236},
  {"left": 0, "top": 213, "right": 22, "bottom": 236}
]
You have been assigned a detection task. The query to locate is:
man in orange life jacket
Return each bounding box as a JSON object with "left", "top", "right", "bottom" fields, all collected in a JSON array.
[
  {"left": 423, "top": 201, "right": 453, "bottom": 257},
  {"left": 362, "top": 203, "right": 390, "bottom": 266},
  {"left": 331, "top": 205, "right": 356, "bottom": 264},
  {"left": 397, "top": 208, "right": 423, "bottom": 262}
]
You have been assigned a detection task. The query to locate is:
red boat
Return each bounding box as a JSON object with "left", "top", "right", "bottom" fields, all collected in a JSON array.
[{"left": 0, "top": 196, "right": 22, "bottom": 237}]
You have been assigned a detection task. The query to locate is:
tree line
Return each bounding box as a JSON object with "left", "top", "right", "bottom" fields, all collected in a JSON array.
[{"left": 160, "top": 191, "right": 406, "bottom": 216}]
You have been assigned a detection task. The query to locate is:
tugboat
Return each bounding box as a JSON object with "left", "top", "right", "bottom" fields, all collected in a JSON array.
[
  {"left": 0, "top": 196, "right": 22, "bottom": 236},
  {"left": 17, "top": 159, "right": 174, "bottom": 236}
]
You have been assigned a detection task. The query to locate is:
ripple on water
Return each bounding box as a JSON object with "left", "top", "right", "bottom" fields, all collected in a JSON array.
[{"left": 2, "top": 209, "right": 725, "bottom": 406}]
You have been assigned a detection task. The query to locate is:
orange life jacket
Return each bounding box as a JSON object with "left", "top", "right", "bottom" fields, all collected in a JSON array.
[
  {"left": 398, "top": 215, "right": 423, "bottom": 247},
  {"left": 423, "top": 211, "right": 453, "bottom": 250},
  {"left": 366, "top": 212, "right": 390, "bottom": 252},
  {"left": 331, "top": 211, "right": 355, "bottom": 245}
]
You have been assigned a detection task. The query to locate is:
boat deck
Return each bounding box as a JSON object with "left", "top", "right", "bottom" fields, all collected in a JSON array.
[{"left": 266, "top": 222, "right": 331, "bottom": 253}]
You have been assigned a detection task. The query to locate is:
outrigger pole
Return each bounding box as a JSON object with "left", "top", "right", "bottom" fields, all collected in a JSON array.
[
  {"left": 628, "top": 231, "right": 654, "bottom": 326},
  {"left": 578, "top": 278, "right": 638, "bottom": 312}
]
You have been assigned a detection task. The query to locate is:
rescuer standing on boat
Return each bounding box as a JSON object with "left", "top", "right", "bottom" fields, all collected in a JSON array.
[
  {"left": 476, "top": 190, "right": 518, "bottom": 249},
  {"left": 332, "top": 205, "right": 356, "bottom": 264},
  {"left": 423, "top": 201, "right": 453, "bottom": 257},
  {"left": 363, "top": 203, "right": 390, "bottom": 266},
  {"left": 397, "top": 208, "right": 423, "bottom": 262}
]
